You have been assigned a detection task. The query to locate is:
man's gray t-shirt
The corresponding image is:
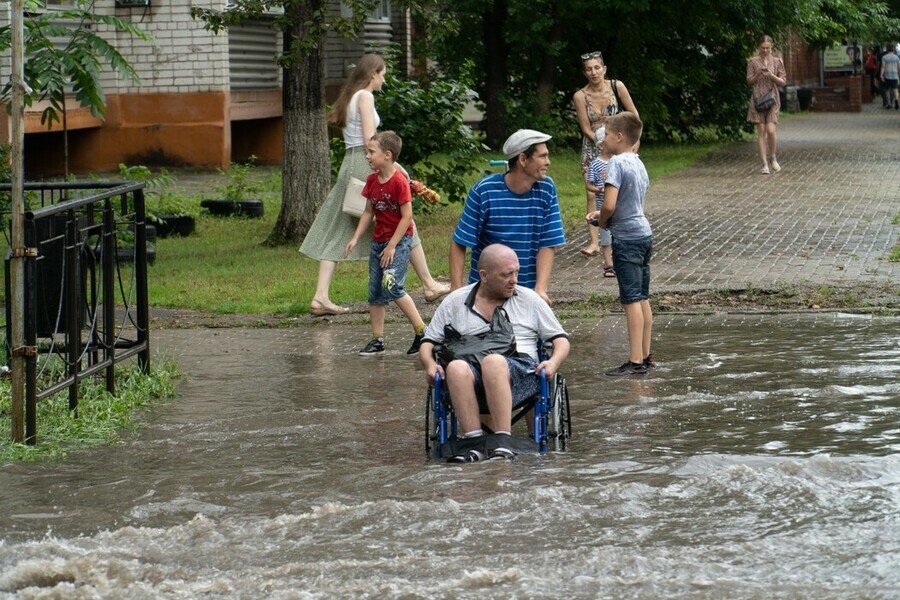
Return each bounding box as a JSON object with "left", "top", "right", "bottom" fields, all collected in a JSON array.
[
  {"left": 605, "top": 152, "right": 652, "bottom": 240},
  {"left": 882, "top": 51, "right": 900, "bottom": 80},
  {"left": 423, "top": 283, "right": 568, "bottom": 361}
]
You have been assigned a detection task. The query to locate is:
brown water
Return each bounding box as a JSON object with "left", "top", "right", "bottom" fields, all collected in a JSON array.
[{"left": 1, "top": 313, "right": 898, "bottom": 598}]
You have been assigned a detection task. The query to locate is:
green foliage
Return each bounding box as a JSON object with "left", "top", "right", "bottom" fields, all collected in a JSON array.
[
  {"left": 116, "top": 164, "right": 195, "bottom": 218},
  {"left": 327, "top": 54, "right": 484, "bottom": 204},
  {"left": 0, "top": 0, "right": 155, "bottom": 128},
  {"left": 891, "top": 211, "right": 900, "bottom": 261},
  {"left": 216, "top": 156, "right": 265, "bottom": 201},
  {"left": 190, "top": 0, "right": 381, "bottom": 62},
  {"left": 363, "top": 57, "right": 484, "bottom": 203},
  {"left": 420, "top": 0, "right": 900, "bottom": 145},
  {"left": 0, "top": 360, "right": 180, "bottom": 462},
  {"left": 329, "top": 137, "right": 346, "bottom": 184}
]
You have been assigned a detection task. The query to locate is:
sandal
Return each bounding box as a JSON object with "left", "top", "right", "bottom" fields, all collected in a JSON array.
[
  {"left": 580, "top": 247, "right": 600, "bottom": 257},
  {"left": 603, "top": 266, "right": 616, "bottom": 278},
  {"left": 310, "top": 300, "right": 350, "bottom": 316}
]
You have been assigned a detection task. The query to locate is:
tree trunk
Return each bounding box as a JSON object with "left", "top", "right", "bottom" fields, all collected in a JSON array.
[
  {"left": 536, "top": 2, "right": 562, "bottom": 115},
  {"left": 266, "top": 0, "right": 330, "bottom": 246},
  {"left": 483, "top": 0, "right": 508, "bottom": 149},
  {"left": 63, "top": 105, "right": 69, "bottom": 180}
]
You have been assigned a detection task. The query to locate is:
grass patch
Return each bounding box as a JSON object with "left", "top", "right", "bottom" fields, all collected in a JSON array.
[
  {"left": 0, "top": 141, "right": 725, "bottom": 316},
  {"left": 890, "top": 212, "right": 900, "bottom": 262},
  {"left": 643, "top": 283, "right": 899, "bottom": 312},
  {"left": 889, "top": 246, "right": 900, "bottom": 262},
  {"left": 0, "top": 359, "right": 180, "bottom": 461}
]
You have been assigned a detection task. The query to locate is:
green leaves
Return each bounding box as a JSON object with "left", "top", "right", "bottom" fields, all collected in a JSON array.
[
  {"left": 0, "top": 0, "right": 155, "bottom": 128},
  {"left": 423, "top": 0, "right": 900, "bottom": 144},
  {"left": 375, "top": 56, "right": 483, "bottom": 204}
]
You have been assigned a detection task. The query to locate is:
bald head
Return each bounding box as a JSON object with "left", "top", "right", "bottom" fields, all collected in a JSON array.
[
  {"left": 477, "top": 244, "right": 520, "bottom": 300},
  {"left": 478, "top": 244, "right": 518, "bottom": 272}
]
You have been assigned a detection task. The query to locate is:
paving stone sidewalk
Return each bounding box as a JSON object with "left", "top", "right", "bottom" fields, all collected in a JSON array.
[
  {"left": 150, "top": 104, "right": 898, "bottom": 329},
  {"left": 552, "top": 102, "right": 899, "bottom": 302}
]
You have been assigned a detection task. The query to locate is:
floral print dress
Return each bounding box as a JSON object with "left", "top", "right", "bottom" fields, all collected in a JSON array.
[{"left": 746, "top": 56, "right": 786, "bottom": 124}]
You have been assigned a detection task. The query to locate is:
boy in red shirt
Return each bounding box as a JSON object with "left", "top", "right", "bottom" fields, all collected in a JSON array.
[{"left": 345, "top": 131, "right": 426, "bottom": 355}]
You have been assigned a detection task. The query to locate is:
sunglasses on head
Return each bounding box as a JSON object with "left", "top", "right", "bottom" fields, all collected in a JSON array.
[{"left": 581, "top": 51, "right": 603, "bottom": 61}]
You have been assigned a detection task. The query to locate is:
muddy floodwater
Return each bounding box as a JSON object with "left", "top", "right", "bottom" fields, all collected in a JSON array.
[{"left": 1, "top": 313, "right": 898, "bottom": 598}]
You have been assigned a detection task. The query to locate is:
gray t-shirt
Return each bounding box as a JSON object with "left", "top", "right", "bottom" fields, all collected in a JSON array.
[
  {"left": 605, "top": 152, "right": 652, "bottom": 240},
  {"left": 423, "top": 283, "right": 568, "bottom": 361},
  {"left": 882, "top": 51, "right": 900, "bottom": 80}
]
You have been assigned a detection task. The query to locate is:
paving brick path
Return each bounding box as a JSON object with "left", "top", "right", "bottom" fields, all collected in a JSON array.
[
  {"left": 552, "top": 103, "right": 898, "bottom": 301},
  {"left": 151, "top": 105, "right": 898, "bottom": 329}
]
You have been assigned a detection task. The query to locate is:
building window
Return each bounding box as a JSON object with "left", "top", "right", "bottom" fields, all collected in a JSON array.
[
  {"left": 373, "top": 0, "right": 390, "bottom": 21},
  {"left": 340, "top": 0, "right": 390, "bottom": 21}
]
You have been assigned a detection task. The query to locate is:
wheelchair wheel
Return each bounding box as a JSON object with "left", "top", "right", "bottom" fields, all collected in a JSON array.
[{"left": 548, "top": 375, "right": 570, "bottom": 451}]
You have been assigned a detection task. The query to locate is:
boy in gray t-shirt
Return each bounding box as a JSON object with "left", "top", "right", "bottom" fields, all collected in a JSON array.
[{"left": 587, "top": 112, "right": 654, "bottom": 376}]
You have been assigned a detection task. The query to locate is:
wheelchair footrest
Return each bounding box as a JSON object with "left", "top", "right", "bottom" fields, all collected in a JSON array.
[{"left": 439, "top": 433, "right": 540, "bottom": 460}]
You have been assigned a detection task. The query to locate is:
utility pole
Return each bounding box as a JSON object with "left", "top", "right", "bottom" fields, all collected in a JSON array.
[{"left": 9, "top": 0, "right": 27, "bottom": 443}]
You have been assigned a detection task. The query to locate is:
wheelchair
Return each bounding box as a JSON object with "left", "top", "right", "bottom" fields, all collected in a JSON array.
[{"left": 425, "top": 344, "right": 571, "bottom": 459}]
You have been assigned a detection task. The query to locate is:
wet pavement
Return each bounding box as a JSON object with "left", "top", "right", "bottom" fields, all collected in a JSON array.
[
  {"left": 1, "top": 105, "right": 899, "bottom": 598},
  {"left": 555, "top": 102, "right": 898, "bottom": 300}
]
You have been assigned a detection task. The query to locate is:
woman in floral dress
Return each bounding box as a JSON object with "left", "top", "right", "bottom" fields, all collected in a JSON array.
[{"left": 747, "top": 35, "right": 787, "bottom": 175}]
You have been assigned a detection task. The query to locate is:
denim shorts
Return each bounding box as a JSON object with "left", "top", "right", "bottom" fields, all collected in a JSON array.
[
  {"left": 368, "top": 234, "right": 413, "bottom": 305},
  {"left": 612, "top": 235, "right": 653, "bottom": 304},
  {"left": 467, "top": 355, "right": 540, "bottom": 412}
]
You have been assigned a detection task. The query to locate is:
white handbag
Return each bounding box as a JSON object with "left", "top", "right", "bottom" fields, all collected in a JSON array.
[{"left": 341, "top": 177, "right": 367, "bottom": 217}]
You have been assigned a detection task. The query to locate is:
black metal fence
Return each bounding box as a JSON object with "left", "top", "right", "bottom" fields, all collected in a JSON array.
[{"left": 2, "top": 181, "right": 150, "bottom": 444}]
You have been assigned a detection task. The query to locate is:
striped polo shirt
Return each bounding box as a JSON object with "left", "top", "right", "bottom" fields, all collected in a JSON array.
[{"left": 452, "top": 173, "right": 566, "bottom": 288}]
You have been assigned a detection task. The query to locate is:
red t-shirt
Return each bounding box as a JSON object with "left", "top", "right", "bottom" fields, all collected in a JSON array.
[{"left": 362, "top": 170, "right": 413, "bottom": 242}]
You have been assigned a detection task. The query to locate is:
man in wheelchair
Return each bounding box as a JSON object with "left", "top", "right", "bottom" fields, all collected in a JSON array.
[{"left": 419, "top": 244, "right": 570, "bottom": 462}]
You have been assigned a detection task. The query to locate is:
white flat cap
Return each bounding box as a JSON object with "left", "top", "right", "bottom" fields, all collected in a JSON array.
[{"left": 502, "top": 129, "right": 552, "bottom": 160}]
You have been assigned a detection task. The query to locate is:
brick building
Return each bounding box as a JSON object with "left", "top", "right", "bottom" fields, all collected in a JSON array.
[
  {"left": 780, "top": 34, "right": 871, "bottom": 112},
  {"left": 0, "top": 0, "right": 413, "bottom": 176}
]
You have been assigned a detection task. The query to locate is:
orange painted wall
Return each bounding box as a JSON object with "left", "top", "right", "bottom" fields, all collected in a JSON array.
[{"left": 14, "top": 91, "right": 285, "bottom": 177}]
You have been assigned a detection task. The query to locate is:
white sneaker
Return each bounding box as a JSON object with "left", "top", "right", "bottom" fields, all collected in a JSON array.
[
  {"left": 760, "top": 165, "right": 770, "bottom": 175},
  {"left": 771, "top": 159, "right": 781, "bottom": 172}
]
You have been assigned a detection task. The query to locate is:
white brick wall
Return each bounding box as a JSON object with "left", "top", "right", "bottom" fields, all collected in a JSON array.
[
  {"left": 96, "top": 0, "right": 230, "bottom": 94},
  {"left": 0, "top": 4, "right": 14, "bottom": 78}
]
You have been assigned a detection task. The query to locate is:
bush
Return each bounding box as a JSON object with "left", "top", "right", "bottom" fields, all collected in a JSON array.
[
  {"left": 116, "top": 163, "right": 195, "bottom": 218},
  {"left": 375, "top": 59, "right": 484, "bottom": 204}
]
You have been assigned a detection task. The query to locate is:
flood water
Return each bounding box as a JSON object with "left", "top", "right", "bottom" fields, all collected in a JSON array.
[{"left": 1, "top": 313, "right": 898, "bottom": 598}]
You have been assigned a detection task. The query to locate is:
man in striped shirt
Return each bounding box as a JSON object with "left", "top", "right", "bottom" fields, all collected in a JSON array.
[{"left": 449, "top": 129, "right": 567, "bottom": 304}]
